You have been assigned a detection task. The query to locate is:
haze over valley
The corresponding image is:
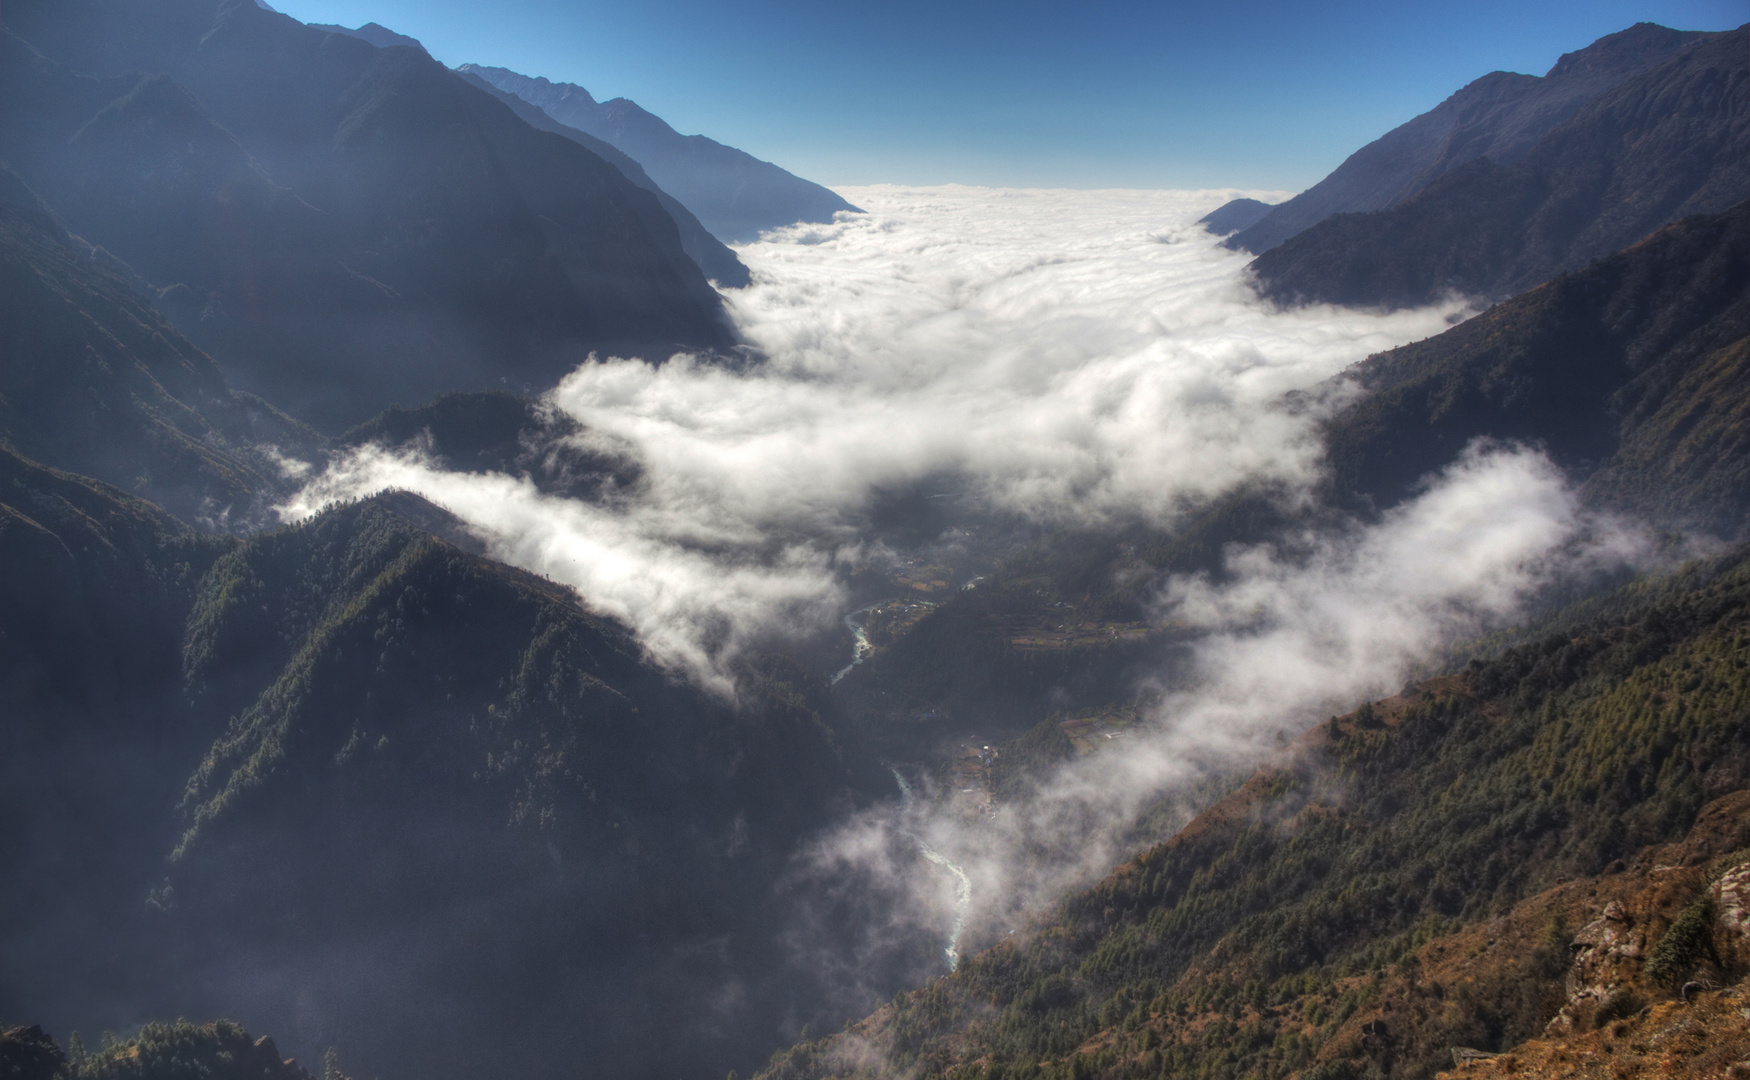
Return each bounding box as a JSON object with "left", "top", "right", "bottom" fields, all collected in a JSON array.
[{"left": 3, "top": 5, "right": 1749, "bottom": 1080}]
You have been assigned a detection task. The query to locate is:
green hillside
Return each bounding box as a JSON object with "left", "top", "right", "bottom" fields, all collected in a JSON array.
[{"left": 757, "top": 545, "right": 1750, "bottom": 1080}]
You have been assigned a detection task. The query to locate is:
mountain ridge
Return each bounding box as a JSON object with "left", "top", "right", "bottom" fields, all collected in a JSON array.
[
  {"left": 1229, "top": 22, "right": 1708, "bottom": 255},
  {"left": 1248, "top": 25, "right": 1750, "bottom": 310},
  {"left": 0, "top": 0, "right": 739, "bottom": 430},
  {"left": 453, "top": 68, "right": 751, "bottom": 286},
  {"left": 461, "top": 62, "right": 862, "bottom": 242},
  {"left": 0, "top": 158, "right": 317, "bottom": 528}
]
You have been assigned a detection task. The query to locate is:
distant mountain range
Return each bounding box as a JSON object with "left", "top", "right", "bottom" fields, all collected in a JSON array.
[
  {"left": 453, "top": 68, "right": 751, "bottom": 286},
  {"left": 460, "top": 63, "right": 862, "bottom": 242},
  {"left": 306, "top": 21, "right": 423, "bottom": 51}
]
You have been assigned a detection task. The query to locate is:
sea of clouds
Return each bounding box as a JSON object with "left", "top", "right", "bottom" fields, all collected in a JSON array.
[
  {"left": 283, "top": 185, "right": 1649, "bottom": 988},
  {"left": 283, "top": 185, "right": 1473, "bottom": 689}
]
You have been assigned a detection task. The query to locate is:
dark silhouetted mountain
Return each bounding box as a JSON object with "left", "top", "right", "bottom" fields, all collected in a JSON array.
[
  {"left": 1324, "top": 198, "right": 1750, "bottom": 535},
  {"left": 1198, "top": 196, "right": 1274, "bottom": 236},
  {"left": 307, "top": 21, "right": 424, "bottom": 51},
  {"left": 1229, "top": 22, "right": 1706, "bottom": 254},
  {"left": 0, "top": 446, "right": 235, "bottom": 1030},
  {"left": 153, "top": 496, "right": 858, "bottom": 1080},
  {"left": 0, "top": 1, "right": 736, "bottom": 431},
  {"left": 305, "top": 20, "right": 749, "bottom": 286},
  {"left": 3, "top": 479, "right": 880, "bottom": 1080},
  {"left": 0, "top": 444, "right": 222, "bottom": 716},
  {"left": 0, "top": 160, "right": 317, "bottom": 527},
  {"left": 461, "top": 63, "right": 862, "bottom": 242},
  {"left": 1250, "top": 26, "right": 1750, "bottom": 310},
  {"left": 454, "top": 69, "right": 751, "bottom": 286}
]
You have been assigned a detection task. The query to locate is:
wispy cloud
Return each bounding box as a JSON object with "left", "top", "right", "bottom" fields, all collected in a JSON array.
[{"left": 786, "top": 441, "right": 1648, "bottom": 1010}]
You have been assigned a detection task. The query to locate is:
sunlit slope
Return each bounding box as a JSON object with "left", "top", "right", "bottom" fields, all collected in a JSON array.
[
  {"left": 1250, "top": 27, "right": 1750, "bottom": 309},
  {"left": 756, "top": 546, "right": 1750, "bottom": 1080}
]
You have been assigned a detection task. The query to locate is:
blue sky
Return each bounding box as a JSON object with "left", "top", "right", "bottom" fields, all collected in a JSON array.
[{"left": 265, "top": 0, "right": 1744, "bottom": 189}]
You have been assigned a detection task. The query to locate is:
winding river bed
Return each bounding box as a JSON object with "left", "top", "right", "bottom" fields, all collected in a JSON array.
[{"left": 892, "top": 769, "right": 973, "bottom": 971}]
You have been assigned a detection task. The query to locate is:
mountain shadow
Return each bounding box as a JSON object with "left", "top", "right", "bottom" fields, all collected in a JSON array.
[{"left": 2, "top": 481, "right": 887, "bottom": 1080}]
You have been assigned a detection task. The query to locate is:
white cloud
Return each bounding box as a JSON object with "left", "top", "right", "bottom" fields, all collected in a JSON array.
[
  {"left": 284, "top": 185, "right": 1468, "bottom": 686},
  {"left": 281, "top": 185, "right": 1654, "bottom": 992},
  {"left": 791, "top": 442, "right": 1649, "bottom": 976}
]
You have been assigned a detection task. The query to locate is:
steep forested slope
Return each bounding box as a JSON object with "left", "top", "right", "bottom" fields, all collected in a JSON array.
[
  {"left": 1323, "top": 197, "right": 1750, "bottom": 532},
  {"left": 1250, "top": 26, "right": 1749, "bottom": 309},
  {"left": 1, "top": 1020, "right": 320, "bottom": 1080},
  {"left": 3, "top": 486, "right": 871, "bottom": 1080},
  {"left": 758, "top": 547, "right": 1750, "bottom": 1080},
  {"left": 0, "top": 446, "right": 237, "bottom": 1058}
]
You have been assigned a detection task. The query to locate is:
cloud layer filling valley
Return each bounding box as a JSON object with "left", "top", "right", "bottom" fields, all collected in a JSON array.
[
  {"left": 283, "top": 185, "right": 1469, "bottom": 687},
  {"left": 283, "top": 185, "right": 1654, "bottom": 989}
]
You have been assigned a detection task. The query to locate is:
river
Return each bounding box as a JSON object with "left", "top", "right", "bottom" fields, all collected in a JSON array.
[{"left": 891, "top": 769, "right": 973, "bottom": 971}]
